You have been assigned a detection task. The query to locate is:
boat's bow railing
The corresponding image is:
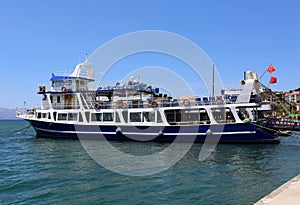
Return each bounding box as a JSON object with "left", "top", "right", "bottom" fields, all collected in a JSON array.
[{"left": 16, "top": 107, "right": 35, "bottom": 119}]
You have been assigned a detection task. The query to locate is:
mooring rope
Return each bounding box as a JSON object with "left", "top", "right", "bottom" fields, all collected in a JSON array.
[
  {"left": 255, "top": 122, "right": 279, "bottom": 133},
  {"left": 4, "top": 124, "right": 32, "bottom": 135}
]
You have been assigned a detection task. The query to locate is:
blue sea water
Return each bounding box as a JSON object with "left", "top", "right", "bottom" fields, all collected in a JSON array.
[{"left": 1, "top": 120, "right": 300, "bottom": 205}]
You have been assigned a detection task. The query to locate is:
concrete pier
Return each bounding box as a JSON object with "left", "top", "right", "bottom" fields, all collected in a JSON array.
[{"left": 255, "top": 174, "right": 300, "bottom": 205}]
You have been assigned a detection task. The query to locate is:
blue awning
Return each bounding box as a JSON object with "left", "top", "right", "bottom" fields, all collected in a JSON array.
[
  {"left": 50, "top": 76, "right": 77, "bottom": 81},
  {"left": 50, "top": 75, "right": 94, "bottom": 82}
]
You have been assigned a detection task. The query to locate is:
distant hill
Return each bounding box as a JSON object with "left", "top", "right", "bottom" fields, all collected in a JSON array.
[
  {"left": 0, "top": 107, "right": 17, "bottom": 119},
  {"left": 288, "top": 87, "right": 300, "bottom": 92}
]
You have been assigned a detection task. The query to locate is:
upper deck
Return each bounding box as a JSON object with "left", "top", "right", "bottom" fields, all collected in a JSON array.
[{"left": 37, "top": 60, "right": 94, "bottom": 94}]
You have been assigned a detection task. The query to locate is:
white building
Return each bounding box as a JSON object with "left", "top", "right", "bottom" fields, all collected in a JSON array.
[{"left": 285, "top": 91, "right": 300, "bottom": 112}]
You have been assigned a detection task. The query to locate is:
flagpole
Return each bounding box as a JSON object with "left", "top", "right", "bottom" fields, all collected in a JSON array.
[
  {"left": 259, "top": 69, "right": 267, "bottom": 80},
  {"left": 259, "top": 62, "right": 273, "bottom": 80}
]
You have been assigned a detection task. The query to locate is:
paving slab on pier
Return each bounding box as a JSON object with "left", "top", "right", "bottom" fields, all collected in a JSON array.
[{"left": 255, "top": 174, "right": 300, "bottom": 205}]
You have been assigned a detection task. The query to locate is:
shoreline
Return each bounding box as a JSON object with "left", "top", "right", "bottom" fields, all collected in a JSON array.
[{"left": 255, "top": 174, "right": 300, "bottom": 205}]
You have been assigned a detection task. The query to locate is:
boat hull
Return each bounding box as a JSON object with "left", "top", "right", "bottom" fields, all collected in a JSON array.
[
  {"left": 264, "top": 118, "right": 300, "bottom": 131},
  {"left": 26, "top": 120, "right": 280, "bottom": 144}
]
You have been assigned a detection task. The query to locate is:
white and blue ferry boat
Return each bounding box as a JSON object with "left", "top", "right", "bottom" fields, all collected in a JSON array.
[{"left": 16, "top": 60, "right": 280, "bottom": 143}]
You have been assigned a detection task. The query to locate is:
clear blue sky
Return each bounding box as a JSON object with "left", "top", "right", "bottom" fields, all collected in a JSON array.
[{"left": 1, "top": 0, "right": 299, "bottom": 108}]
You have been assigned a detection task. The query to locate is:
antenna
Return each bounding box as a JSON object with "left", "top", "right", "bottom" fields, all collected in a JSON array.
[{"left": 85, "top": 53, "right": 88, "bottom": 63}]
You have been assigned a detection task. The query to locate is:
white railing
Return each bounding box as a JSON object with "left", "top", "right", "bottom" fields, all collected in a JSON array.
[
  {"left": 53, "top": 69, "right": 94, "bottom": 80},
  {"left": 51, "top": 104, "right": 81, "bottom": 110},
  {"left": 52, "top": 70, "right": 73, "bottom": 76},
  {"left": 37, "top": 85, "right": 91, "bottom": 93}
]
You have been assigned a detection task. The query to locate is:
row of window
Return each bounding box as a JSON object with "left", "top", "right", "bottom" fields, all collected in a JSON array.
[
  {"left": 36, "top": 112, "right": 51, "bottom": 119},
  {"left": 36, "top": 111, "right": 162, "bottom": 123},
  {"left": 51, "top": 80, "right": 72, "bottom": 88},
  {"left": 51, "top": 80, "right": 88, "bottom": 89},
  {"left": 91, "top": 113, "right": 114, "bottom": 122},
  {"left": 90, "top": 111, "right": 162, "bottom": 123},
  {"left": 164, "top": 107, "right": 249, "bottom": 124},
  {"left": 36, "top": 107, "right": 252, "bottom": 124},
  {"left": 57, "top": 113, "right": 79, "bottom": 121},
  {"left": 123, "top": 111, "right": 162, "bottom": 123}
]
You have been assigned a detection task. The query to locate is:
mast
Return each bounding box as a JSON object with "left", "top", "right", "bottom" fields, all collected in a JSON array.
[{"left": 212, "top": 64, "right": 215, "bottom": 97}]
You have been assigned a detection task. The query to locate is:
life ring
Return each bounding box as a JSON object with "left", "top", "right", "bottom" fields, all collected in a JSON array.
[
  {"left": 151, "top": 100, "right": 158, "bottom": 108},
  {"left": 39, "top": 86, "right": 45, "bottom": 93},
  {"left": 94, "top": 102, "right": 100, "bottom": 109},
  {"left": 121, "top": 101, "right": 127, "bottom": 109},
  {"left": 183, "top": 99, "right": 190, "bottom": 106},
  {"left": 61, "top": 86, "right": 67, "bottom": 92},
  {"left": 216, "top": 96, "right": 223, "bottom": 104}
]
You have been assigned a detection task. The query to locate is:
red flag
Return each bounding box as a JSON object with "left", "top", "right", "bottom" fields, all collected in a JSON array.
[
  {"left": 267, "top": 64, "right": 275, "bottom": 73},
  {"left": 269, "top": 76, "right": 277, "bottom": 84}
]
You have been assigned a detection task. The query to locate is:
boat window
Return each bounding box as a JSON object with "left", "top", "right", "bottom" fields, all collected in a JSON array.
[
  {"left": 42, "top": 113, "right": 47, "bottom": 118},
  {"left": 165, "top": 108, "right": 210, "bottom": 125},
  {"left": 37, "top": 112, "right": 41, "bottom": 119},
  {"left": 50, "top": 96, "right": 53, "bottom": 103},
  {"left": 76, "top": 80, "right": 80, "bottom": 91},
  {"left": 226, "top": 108, "right": 236, "bottom": 122},
  {"left": 53, "top": 112, "right": 57, "bottom": 121},
  {"left": 199, "top": 108, "right": 210, "bottom": 124},
  {"left": 103, "top": 113, "right": 114, "bottom": 122},
  {"left": 80, "top": 80, "right": 87, "bottom": 90},
  {"left": 251, "top": 109, "right": 258, "bottom": 121},
  {"left": 68, "top": 113, "right": 78, "bottom": 121},
  {"left": 115, "top": 112, "right": 121, "bottom": 123},
  {"left": 143, "top": 111, "right": 155, "bottom": 122},
  {"left": 57, "top": 96, "right": 61, "bottom": 103},
  {"left": 91, "top": 113, "right": 102, "bottom": 121},
  {"left": 122, "top": 111, "right": 128, "bottom": 123},
  {"left": 85, "top": 112, "right": 90, "bottom": 122},
  {"left": 48, "top": 112, "right": 51, "bottom": 119},
  {"left": 66, "top": 80, "right": 72, "bottom": 86},
  {"left": 53, "top": 81, "right": 64, "bottom": 87},
  {"left": 211, "top": 107, "right": 235, "bottom": 123},
  {"left": 236, "top": 106, "right": 253, "bottom": 121},
  {"left": 157, "top": 111, "right": 163, "bottom": 123},
  {"left": 237, "top": 107, "right": 246, "bottom": 121},
  {"left": 130, "top": 112, "right": 142, "bottom": 122},
  {"left": 58, "top": 113, "right": 67, "bottom": 120},
  {"left": 181, "top": 109, "right": 200, "bottom": 122},
  {"left": 79, "top": 113, "right": 83, "bottom": 122},
  {"left": 165, "top": 109, "right": 181, "bottom": 125}
]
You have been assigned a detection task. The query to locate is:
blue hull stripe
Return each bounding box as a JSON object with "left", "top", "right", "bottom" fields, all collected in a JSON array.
[{"left": 35, "top": 127, "right": 256, "bottom": 136}]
